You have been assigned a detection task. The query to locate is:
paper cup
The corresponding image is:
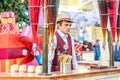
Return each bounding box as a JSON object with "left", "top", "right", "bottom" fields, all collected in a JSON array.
[
  {"left": 10, "top": 64, "right": 19, "bottom": 72},
  {"left": 35, "top": 65, "right": 43, "bottom": 73},
  {"left": 19, "top": 65, "right": 27, "bottom": 72},
  {"left": 27, "top": 65, "right": 35, "bottom": 73}
]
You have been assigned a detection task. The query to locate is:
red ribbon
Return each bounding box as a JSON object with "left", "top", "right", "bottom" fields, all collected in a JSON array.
[
  {"left": 28, "top": 0, "right": 42, "bottom": 43},
  {"left": 19, "top": 25, "right": 34, "bottom": 64},
  {"left": 0, "top": 33, "right": 26, "bottom": 59}
]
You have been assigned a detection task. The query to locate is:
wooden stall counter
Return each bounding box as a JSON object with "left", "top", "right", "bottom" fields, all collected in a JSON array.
[{"left": 0, "top": 67, "right": 120, "bottom": 80}]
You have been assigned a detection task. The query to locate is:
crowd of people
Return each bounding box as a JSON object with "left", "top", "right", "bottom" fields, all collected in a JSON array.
[{"left": 74, "top": 39, "right": 101, "bottom": 61}]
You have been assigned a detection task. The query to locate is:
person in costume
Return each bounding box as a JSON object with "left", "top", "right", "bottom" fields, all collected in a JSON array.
[{"left": 48, "top": 14, "right": 78, "bottom": 72}]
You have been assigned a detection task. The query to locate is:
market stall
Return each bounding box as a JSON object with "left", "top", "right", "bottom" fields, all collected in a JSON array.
[{"left": 0, "top": 0, "right": 120, "bottom": 80}]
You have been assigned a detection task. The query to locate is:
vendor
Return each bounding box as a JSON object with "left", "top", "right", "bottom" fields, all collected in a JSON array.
[{"left": 48, "top": 13, "right": 78, "bottom": 72}]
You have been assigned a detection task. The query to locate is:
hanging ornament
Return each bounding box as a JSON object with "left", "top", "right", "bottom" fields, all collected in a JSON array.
[
  {"left": 21, "top": 21, "right": 26, "bottom": 27},
  {"left": 24, "top": 10, "right": 29, "bottom": 17},
  {"left": 18, "top": 22, "right": 23, "bottom": 29},
  {"left": 22, "top": 10, "right": 28, "bottom": 17},
  {"left": 3, "top": 0, "right": 8, "bottom": 7},
  {"left": 28, "top": 0, "right": 42, "bottom": 43}
]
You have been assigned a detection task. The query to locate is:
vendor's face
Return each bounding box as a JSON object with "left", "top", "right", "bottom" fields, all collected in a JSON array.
[{"left": 58, "top": 21, "right": 72, "bottom": 34}]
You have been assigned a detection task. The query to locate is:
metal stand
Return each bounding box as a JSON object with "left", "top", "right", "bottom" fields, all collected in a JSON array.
[
  {"left": 107, "top": 29, "right": 117, "bottom": 68},
  {"left": 39, "top": 0, "right": 50, "bottom": 75}
]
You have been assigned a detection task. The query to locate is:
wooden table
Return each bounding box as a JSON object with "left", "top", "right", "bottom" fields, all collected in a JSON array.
[
  {"left": 0, "top": 60, "right": 120, "bottom": 80},
  {"left": 0, "top": 67, "right": 120, "bottom": 80}
]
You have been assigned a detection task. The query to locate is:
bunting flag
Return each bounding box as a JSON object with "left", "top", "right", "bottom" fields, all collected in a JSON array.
[
  {"left": 97, "top": 0, "right": 108, "bottom": 42},
  {"left": 28, "top": 0, "right": 42, "bottom": 43},
  {"left": 106, "top": 0, "right": 119, "bottom": 42},
  {"left": 117, "top": 1, "right": 120, "bottom": 42},
  {"left": 47, "top": 0, "right": 59, "bottom": 43}
]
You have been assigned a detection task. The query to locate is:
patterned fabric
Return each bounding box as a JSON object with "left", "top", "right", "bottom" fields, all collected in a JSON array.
[
  {"left": 1, "top": 11, "right": 15, "bottom": 18},
  {"left": 74, "top": 43, "right": 82, "bottom": 54},
  {"left": 1, "top": 23, "right": 19, "bottom": 33},
  {"left": 1, "top": 23, "right": 9, "bottom": 33}
]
